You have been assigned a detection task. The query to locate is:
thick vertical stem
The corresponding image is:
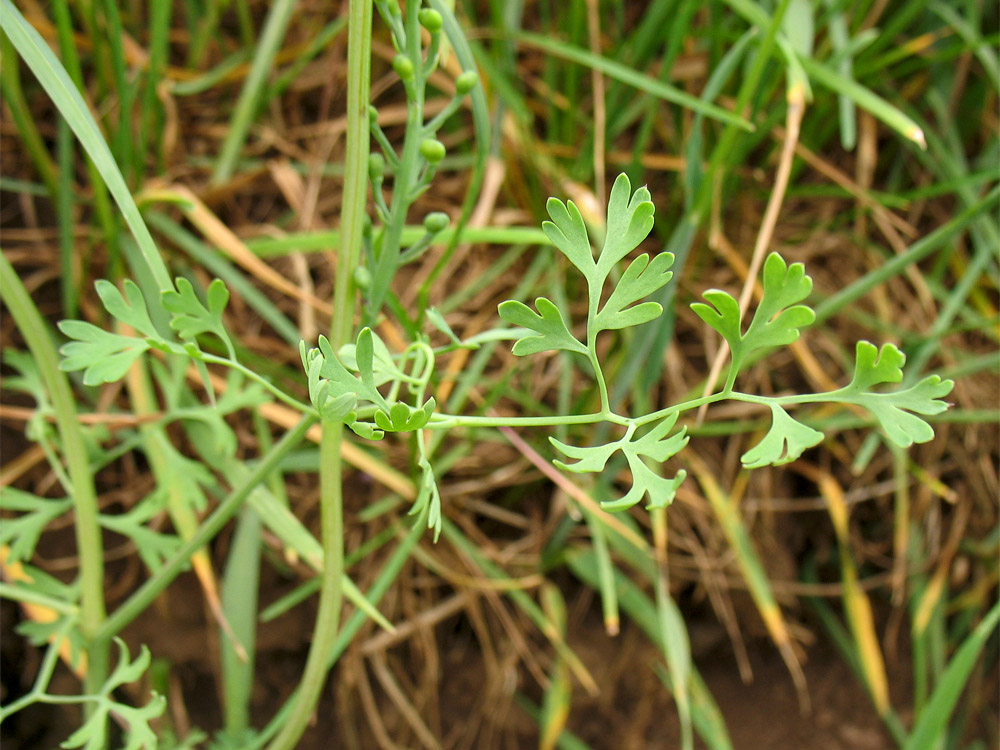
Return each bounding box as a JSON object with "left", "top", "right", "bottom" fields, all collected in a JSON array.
[{"left": 265, "top": 0, "right": 371, "bottom": 747}]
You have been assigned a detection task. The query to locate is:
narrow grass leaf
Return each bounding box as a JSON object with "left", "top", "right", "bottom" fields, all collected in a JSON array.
[
  {"left": 515, "top": 31, "right": 753, "bottom": 131},
  {"left": 904, "top": 601, "right": 1000, "bottom": 750},
  {"left": 816, "top": 470, "right": 890, "bottom": 715},
  {"left": 539, "top": 583, "right": 572, "bottom": 750},
  {"left": 566, "top": 548, "right": 733, "bottom": 750},
  {"left": 212, "top": 0, "right": 299, "bottom": 183},
  {"left": 0, "top": 0, "right": 172, "bottom": 290},
  {"left": 687, "top": 453, "right": 808, "bottom": 706}
]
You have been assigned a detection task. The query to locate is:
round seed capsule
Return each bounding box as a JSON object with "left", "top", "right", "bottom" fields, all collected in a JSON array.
[
  {"left": 368, "top": 153, "right": 385, "bottom": 180},
  {"left": 418, "top": 9, "right": 443, "bottom": 33},
  {"left": 455, "top": 71, "right": 479, "bottom": 95},
  {"left": 353, "top": 266, "right": 373, "bottom": 291},
  {"left": 423, "top": 212, "right": 449, "bottom": 234},
  {"left": 419, "top": 139, "right": 446, "bottom": 164},
  {"left": 393, "top": 54, "right": 414, "bottom": 82}
]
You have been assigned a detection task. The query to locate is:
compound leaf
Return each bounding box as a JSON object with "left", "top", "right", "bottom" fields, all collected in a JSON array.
[
  {"left": 374, "top": 398, "right": 436, "bottom": 432},
  {"left": 691, "top": 253, "right": 815, "bottom": 377},
  {"left": 61, "top": 639, "right": 164, "bottom": 750},
  {"left": 605, "top": 415, "right": 688, "bottom": 511},
  {"left": 552, "top": 415, "right": 688, "bottom": 511},
  {"left": 741, "top": 403, "right": 823, "bottom": 469},
  {"left": 499, "top": 298, "right": 587, "bottom": 356},
  {"left": 98, "top": 492, "right": 183, "bottom": 572},
  {"left": 0, "top": 488, "right": 72, "bottom": 564},
  {"left": 58, "top": 320, "right": 151, "bottom": 386},
  {"left": 595, "top": 252, "right": 674, "bottom": 331},
  {"left": 303, "top": 331, "right": 433, "bottom": 438},
  {"left": 598, "top": 173, "right": 656, "bottom": 277},
  {"left": 830, "top": 342, "right": 953, "bottom": 448}
]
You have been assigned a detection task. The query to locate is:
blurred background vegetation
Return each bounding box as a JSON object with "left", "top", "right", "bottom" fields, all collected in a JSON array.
[{"left": 1, "top": 1, "right": 997, "bottom": 748}]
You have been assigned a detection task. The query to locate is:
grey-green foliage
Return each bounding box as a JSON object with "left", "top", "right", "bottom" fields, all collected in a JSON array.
[
  {"left": 58, "top": 174, "right": 954, "bottom": 529},
  {"left": 300, "top": 172, "right": 953, "bottom": 515},
  {"left": 60, "top": 639, "right": 165, "bottom": 750}
]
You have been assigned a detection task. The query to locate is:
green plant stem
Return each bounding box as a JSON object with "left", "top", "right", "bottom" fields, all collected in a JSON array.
[
  {"left": 366, "top": 1, "right": 425, "bottom": 323},
  {"left": 94, "top": 414, "right": 316, "bottom": 642},
  {"left": 0, "top": 620, "right": 73, "bottom": 722},
  {"left": 428, "top": 392, "right": 730, "bottom": 430},
  {"left": 265, "top": 0, "right": 371, "bottom": 747},
  {"left": 197, "top": 352, "right": 317, "bottom": 414},
  {"left": 586, "top": 294, "right": 612, "bottom": 414},
  {"left": 0, "top": 254, "right": 109, "bottom": 695}
]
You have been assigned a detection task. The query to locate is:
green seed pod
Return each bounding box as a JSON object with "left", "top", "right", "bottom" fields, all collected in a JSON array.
[
  {"left": 423, "top": 212, "right": 449, "bottom": 234},
  {"left": 368, "top": 104, "right": 380, "bottom": 123},
  {"left": 393, "top": 54, "right": 414, "bottom": 82},
  {"left": 420, "top": 138, "right": 446, "bottom": 164},
  {"left": 455, "top": 70, "right": 479, "bottom": 95},
  {"left": 368, "top": 152, "right": 385, "bottom": 180},
  {"left": 418, "top": 8, "right": 443, "bottom": 33},
  {"left": 353, "top": 266, "right": 373, "bottom": 291}
]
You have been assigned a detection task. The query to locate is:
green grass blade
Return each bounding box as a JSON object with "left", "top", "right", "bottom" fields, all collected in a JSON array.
[
  {"left": 904, "top": 601, "right": 1000, "bottom": 750},
  {"left": 813, "top": 186, "right": 1000, "bottom": 324},
  {"left": 220, "top": 506, "right": 261, "bottom": 736},
  {"left": 929, "top": 1, "right": 999, "bottom": 93},
  {"left": 50, "top": 0, "right": 121, "bottom": 275},
  {"left": 566, "top": 547, "right": 733, "bottom": 750},
  {"left": 56, "top": 118, "right": 79, "bottom": 317},
  {"left": 796, "top": 52, "right": 926, "bottom": 147},
  {"left": 0, "top": 0, "right": 172, "bottom": 291},
  {"left": 212, "top": 0, "right": 299, "bottom": 183},
  {"left": 142, "top": 0, "right": 172, "bottom": 171},
  {"left": 0, "top": 253, "right": 109, "bottom": 692},
  {"left": 514, "top": 693, "right": 593, "bottom": 750},
  {"left": 0, "top": 30, "right": 58, "bottom": 195},
  {"left": 514, "top": 31, "right": 754, "bottom": 132},
  {"left": 586, "top": 510, "right": 620, "bottom": 635}
]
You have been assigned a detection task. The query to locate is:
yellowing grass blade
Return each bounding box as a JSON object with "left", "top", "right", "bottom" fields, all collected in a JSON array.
[
  {"left": 686, "top": 453, "right": 809, "bottom": 710},
  {"left": 809, "top": 467, "right": 890, "bottom": 716},
  {"left": 539, "top": 583, "right": 571, "bottom": 750}
]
